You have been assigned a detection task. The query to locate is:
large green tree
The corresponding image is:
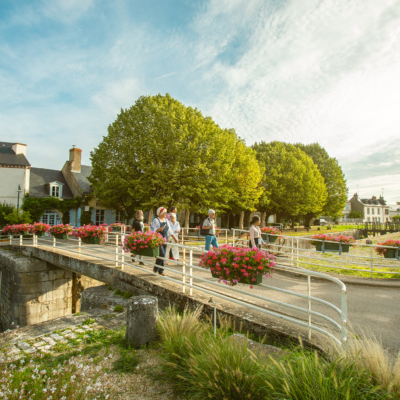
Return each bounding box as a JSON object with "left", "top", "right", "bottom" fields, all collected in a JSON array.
[
  {"left": 252, "top": 141, "right": 327, "bottom": 224},
  {"left": 295, "top": 143, "right": 348, "bottom": 218},
  {"left": 89, "top": 94, "right": 262, "bottom": 223}
]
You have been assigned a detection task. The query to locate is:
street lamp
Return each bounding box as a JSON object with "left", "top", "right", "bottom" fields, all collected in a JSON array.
[{"left": 17, "top": 184, "right": 22, "bottom": 212}]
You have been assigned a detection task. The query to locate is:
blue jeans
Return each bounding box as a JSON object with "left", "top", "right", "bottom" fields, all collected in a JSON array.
[
  {"left": 154, "top": 244, "right": 166, "bottom": 274},
  {"left": 205, "top": 235, "right": 219, "bottom": 251}
]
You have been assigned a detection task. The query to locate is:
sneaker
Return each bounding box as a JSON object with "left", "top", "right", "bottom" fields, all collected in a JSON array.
[
  {"left": 139, "top": 262, "right": 144, "bottom": 265},
  {"left": 131, "top": 258, "right": 136, "bottom": 263},
  {"left": 169, "top": 257, "right": 174, "bottom": 260},
  {"left": 158, "top": 272, "right": 166, "bottom": 276}
]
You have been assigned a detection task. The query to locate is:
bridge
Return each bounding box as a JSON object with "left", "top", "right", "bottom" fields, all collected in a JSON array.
[{"left": 1, "top": 232, "right": 399, "bottom": 353}]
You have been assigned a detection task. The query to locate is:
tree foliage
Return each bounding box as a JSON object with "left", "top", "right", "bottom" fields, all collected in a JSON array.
[
  {"left": 89, "top": 94, "right": 263, "bottom": 219},
  {"left": 252, "top": 141, "right": 327, "bottom": 220},
  {"left": 295, "top": 143, "right": 347, "bottom": 217},
  {"left": 349, "top": 211, "right": 363, "bottom": 219}
]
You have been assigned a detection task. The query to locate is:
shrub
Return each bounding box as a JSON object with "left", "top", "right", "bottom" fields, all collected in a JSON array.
[
  {"left": 114, "top": 305, "right": 124, "bottom": 312},
  {"left": 29, "top": 222, "right": 50, "bottom": 233},
  {"left": 122, "top": 231, "right": 165, "bottom": 253}
]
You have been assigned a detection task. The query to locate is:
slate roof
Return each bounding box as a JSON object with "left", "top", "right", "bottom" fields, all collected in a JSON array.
[
  {"left": 30, "top": 168, "right": 74, "bottom": 199},
  {"left": 0, "top": 142, "right": 30, "bottom": 166},
  {"left": 359, "top": 198, "right": 387, "bottom": 206},
  {"left": 72, "top": 165, "right": 92, "bottom": 194}
]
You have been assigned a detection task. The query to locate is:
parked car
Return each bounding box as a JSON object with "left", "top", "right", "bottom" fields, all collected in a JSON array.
[
  {"left": 314, "top": 218, "right": 328, "bottom": 226},
  {"left": 267, "top": 223, "right": 284, "bottom": 229}
]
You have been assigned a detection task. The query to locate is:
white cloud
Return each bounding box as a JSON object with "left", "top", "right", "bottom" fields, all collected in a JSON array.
[{"left": 41, "top": 0, "right": 95, "bottom": 22}]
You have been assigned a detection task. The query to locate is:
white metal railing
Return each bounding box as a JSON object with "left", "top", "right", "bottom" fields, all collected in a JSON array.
[
  {"left": 231, "top": 229, "right": 400, "bottom": 279},
  {"left": 1, "top": 233, "right": 348, "bottom": 347}
]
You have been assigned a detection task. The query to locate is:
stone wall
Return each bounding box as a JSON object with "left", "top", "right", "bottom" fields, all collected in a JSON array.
[{"left": 0, "top": 249, "right": 101, "bottom": 331}]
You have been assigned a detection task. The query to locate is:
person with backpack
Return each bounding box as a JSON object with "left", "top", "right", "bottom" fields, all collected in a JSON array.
[
  {"left": 150, "top": 207, "right": 178, "bottom": 275},
  {"left": 201, "top": 209, "right": 219, "bottom": 251},
  {"left": 131, "top": 210, "right": 145, "bottom": 265}
]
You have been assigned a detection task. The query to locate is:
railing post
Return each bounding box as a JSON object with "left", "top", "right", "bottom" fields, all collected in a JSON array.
[
  {"left": 189, "top": 249, "right": 193, "bottom": 296},
  {"left": 225, "top": 229, "right": 228, "bottom": 245},
  {"left": 33, "top": 234, "right": 37, "bottom": 247},
  {"left": 307, "top": 274, "right": 312, "bottom": 340},
  {"left": 121, "top": 234, "right": 125, "bottom": 269},
  {"left": 370, "top": 245, "right": 373, "bottom": 279},
  {"left": 78, "top": 237, "right": 81, "bottom": 259},
  {"left": 53, "top": 236, "right": 56, "bottom": 248},
  {"left": 296, "top": 238, "right": 299, "bottom": 268},
  {"left": 182, "top": 246, "right": 186, "bottom": 293},
  {"left": 232, "top": 230, "right": 235, "bottom": 246},
  {"left": 115, "top": 234, "right": 119, "bottom": 268},
  {"left": 291, "top": 237, "right": 294, "bottom": 265},
  {"left": 9, "top": 235, "right": 12, "bottom": 245},
  {"left": 19, "top": 234, "right": 22, "bottom": 246},
  {"left": 341, "top": 288, "right": 348, "bottom": 348}
]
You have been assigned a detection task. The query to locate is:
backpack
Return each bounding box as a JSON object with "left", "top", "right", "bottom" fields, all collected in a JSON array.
[
  {"left": 133, "top": 219, "right": 143, "bottom": 232},
  {"left": 200, "top": 218, "right": 211, "bottom": 236}
]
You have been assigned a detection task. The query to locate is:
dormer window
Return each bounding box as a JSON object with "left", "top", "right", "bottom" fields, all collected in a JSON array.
[{"left": 48, "top": 181, "right": 64, "bottom": 198}]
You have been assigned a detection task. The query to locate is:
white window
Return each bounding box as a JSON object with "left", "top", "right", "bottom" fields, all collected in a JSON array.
[
  {"left": 372, "top": 208, "right": 375, "bottom": 215},
  {"left": 49, "top": 182, "right": 63, "bottom": 198},
  {"left": 115, "top": 211, "right": 124, "bottom": 223},
  {"left": 41, "top": 211, "right": 61, "bottom": 226},
  {"left": 367, "top": 208, "right": 370, "bottom": 214},
  {"left": 96, "top": 210, "right": 105, "bottom": 225},
  {"left": 51, "top": 186, "right": 60, "bottom": 197}
]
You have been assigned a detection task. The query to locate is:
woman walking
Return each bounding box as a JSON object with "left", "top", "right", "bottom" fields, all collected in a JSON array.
[
  {"left": 165, "top": 212, "right": 180, "bottom": 261},
  {"left": 249, "top": 215, "right": 265, "bottom": 249},
  {"left": 150, "top": 207, "right": 177, "bottom": 275}
]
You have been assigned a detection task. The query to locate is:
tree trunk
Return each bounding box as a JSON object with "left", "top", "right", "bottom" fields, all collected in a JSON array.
[
  {"left": 239, "top": 211, "right": 245, "bottom": 230},
  {"left": 185, "top": 210, "right": 190, "bottom": 229},
  {"left": 244, "top": 211, "right": 251, "bottom": 229},
  {"left": 179, "top": 209, "right": 186, "bottom": 225},
  {"left": 148, "top": 208, "right": 154, "bottom": 226},
  {"left": 261, "top": 212, "right": 266, "bottom": 227}
]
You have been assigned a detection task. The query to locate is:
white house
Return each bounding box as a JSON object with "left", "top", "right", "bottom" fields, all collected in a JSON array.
[
  {"left": 0, "top": 142, "right": 30, "bottom": 208},
  {"left": 349, "top": 193, "right": 390, "bottom": 223}
]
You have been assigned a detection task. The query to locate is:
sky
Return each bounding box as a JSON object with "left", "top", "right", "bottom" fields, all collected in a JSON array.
[{"left": 1, "top": 0, "right": 400, "bottom": 202}]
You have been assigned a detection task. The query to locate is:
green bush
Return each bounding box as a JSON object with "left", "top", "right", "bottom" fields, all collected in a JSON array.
[
  {"left": 3, "top": 209, "right": 32, "bottom": 224},
  {"left": 114, "top": 305, "right": 124, "bottom": 312},
  {"left": 0, "top": 201, "right": 15, "bottom": 228}
]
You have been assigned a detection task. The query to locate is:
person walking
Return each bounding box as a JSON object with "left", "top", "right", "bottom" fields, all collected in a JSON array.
[
  {"left": 166, "top": 206, "right": 177, "bottom": 259},
  {"left": 150, "top": 207, "right": 178, "bottom": 275},
  {"left": 248, "top": 215, "right": 265, "bottom": 249},
  {"left": 131, "top": 210, "right": 145, "bottom": 265},
  {"left": 165, "top": 212, "right": 180, "bottom": 261},
  {"left": 202, "top": 209, "right": 219, "bottom": 251}
]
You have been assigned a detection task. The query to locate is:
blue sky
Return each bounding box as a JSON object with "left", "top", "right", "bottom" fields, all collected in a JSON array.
[{"left": 1, "top": 0, "right": 400, "bottom": 202}]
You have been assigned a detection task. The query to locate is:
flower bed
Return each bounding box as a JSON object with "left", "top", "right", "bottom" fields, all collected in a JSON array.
[
  {"left": 309, "top": 234, "right": 356, "bottom": 253},
  {"left": 260, "top": 226, "right": 282, "bottom": 243},
  {"left": 49, "top": 224, "right": 73, "bottom": 240},
  {"left": 74, "top": 225, "right": 108, "bottom": 244},
  {"left": 122, "top": 231, "right": 165, "bottom": 257},
  {"left": 375, "top": 239, "right": 400, "bottom": 259},
  {"left": 29, "top": 222, "right": 51, "bottom": 236},
  {"left": 199, "top": 245, "right": 275, "bottom": 287}
]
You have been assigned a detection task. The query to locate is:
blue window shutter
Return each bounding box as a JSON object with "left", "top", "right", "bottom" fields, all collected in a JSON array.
[
  {"left": 77, "top": 208, "right": 82, "bottom": 227},
  {"left": 69, "top": 210, "right": 74, "bottom": 225},
  {"left": 91, "top": 210, "right": 96, "bottom": 224},
  {"left": 106, "top": 210, "right": 113, "bottom": 225}
]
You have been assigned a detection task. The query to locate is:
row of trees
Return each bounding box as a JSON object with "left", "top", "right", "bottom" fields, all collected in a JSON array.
[{"left": 89, "top": 94, "right": 348, "bottom": 227}]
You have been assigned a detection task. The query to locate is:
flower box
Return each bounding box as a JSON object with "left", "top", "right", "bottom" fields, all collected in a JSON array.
[
  {"left": 82, "top": 236, "right": 101, "bottom": 244},
  {"left": 35, "top": 231, "right": 47, "bottom": 237},
  {"left": 53, "top": 234, "right": 69, "bottom": 240},
  {"left": 131, "top": 247, "right": 159, "bottom": 257},
  {"left": 261, "top": 233, "right": 278, "bottom": 243},
  {"left": 122, "top": 231, "right": 165, "bottom": 257},
  {"left": 315, "top": 242, "right": 350, "bottom": 253},
  {"left": 383, "top": 249, "right": 399, "bottom": 259},
  {"left": 211, "top": 270, "right": 263, "bottom": 285},
  {"left": 200, "top": 245, "right": 275, "bottom": 288}
]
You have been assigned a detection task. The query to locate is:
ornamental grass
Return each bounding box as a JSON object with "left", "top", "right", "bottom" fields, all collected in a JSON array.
[
  {"left": 122, "top": 231, "right": 165, "bottom": 253},
  {"left": 199, "top": 245, "right": 275, "bottom": 287},
  {"left": 157, "top": 307, "right": 395, "bottom": 400}
]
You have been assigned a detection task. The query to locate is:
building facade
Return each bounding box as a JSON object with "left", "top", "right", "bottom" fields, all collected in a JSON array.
[{"left": 349, "top": 193, "right": 390, "bottom": 223}]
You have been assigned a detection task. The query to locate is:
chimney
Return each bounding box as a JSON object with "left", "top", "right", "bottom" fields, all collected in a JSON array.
[
  {"left": 69, "top": 147, "right": 82, "bottom": 173},
  {"left": 372, "top": 195, "right": 376, "bottom": 200},
  {"left": 353, "top": 193, "right": 358, "bottom": 200},
  {"left": 12, "top": 143, "right": 27, "bottom": 156}
]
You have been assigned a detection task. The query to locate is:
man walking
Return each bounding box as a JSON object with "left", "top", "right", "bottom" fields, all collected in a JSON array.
[{"left": 202, "top": 209, "right": 219, "bottom": 251}]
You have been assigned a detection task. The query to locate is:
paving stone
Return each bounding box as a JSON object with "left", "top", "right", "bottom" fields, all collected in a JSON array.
[
  {"left": 41, "top": 337, "right": 57, "bottom": 346},
  {"left": 24, "top": 347, "right": 37, "bottom": 354},
  {"left": 50, "top": 333, "right": 64, "bottom": 341},
  {"left": 38, "top": 345, "right": 51, "bottom": 352},
  {"left": 81, "top": 325, "right": 93, "bottom": 331},
  {"left": 6, "top": 347, "right": 20, "bottom": 355},
  {"left": 74, "top": 329, "right": 85, "bottom": 334},
  {"left": 61, "top": 329, "right": 72, "bottom": 335},
  {"left": 59, "top": 339, "right": 69, "bottom": 344},
  {"left": 64, "top": 333, "right": 77, "bottom": 339},
  {"left": 33, "top": 341, "right": 47, "bottom": 348},
  {"left": 17, "top": 342, "right": 31, "bottom": 350}
]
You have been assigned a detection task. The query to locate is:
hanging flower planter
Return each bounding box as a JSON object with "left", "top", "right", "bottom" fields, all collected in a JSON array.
[
  {"left": 111, "top": 223, "right": 124, "bottom": 232},
  {"left": 200, "top": 245, "right": 275, "bottom": 288},
  {"left": 2, "top": 224, "right": 32, "bottom": 237},
  {"left": 74, "top": 225, "right": 107, "bottom": 244},
  {"left": 49, "top": 224, "right": 73, "bottom": 240},
  {"left": 309, "top": 234, "right": 356, "bottom": 253},
  {"left": 375, "top": 240, "right": 400, "bottom": 259},
  {"left": 30, "top": 222, "right": 50, "bottom": 237},
  {"left": 260, "top": 226, "right": 282, "bottom": 243},
  {"left": 122, "top": 231, "right": 165, "bottom": 257}
]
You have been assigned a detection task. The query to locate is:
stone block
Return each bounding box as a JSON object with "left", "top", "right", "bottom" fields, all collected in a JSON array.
[
  {"left": 14, "top": 282, "right": 43, "bottom": 295},
  {"left": 14, "top": 258, "right": 50, "bottom": 274},
  {"left": 18, "top": 303, "right": 42, "bottom": 317},
  {"left": 126, "top": 296, "right": 158, "bottom": 348},
  {"left": 48, "top": 269, "right": 66, "bottom": 281},
  {"left": 41, "top": 281, "right": 54, "bottom": 293},
  {"left": 14, "top": 271, "right": 50, "bottom": 285}
]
